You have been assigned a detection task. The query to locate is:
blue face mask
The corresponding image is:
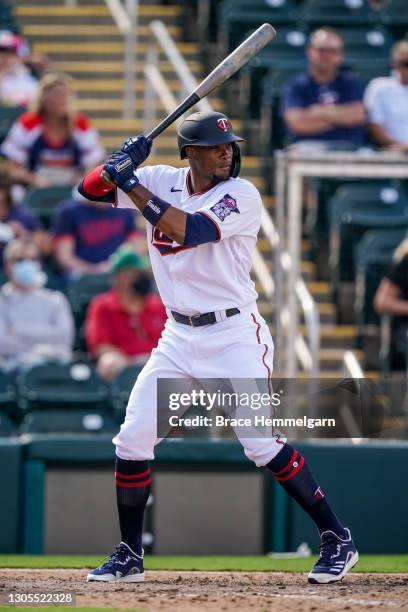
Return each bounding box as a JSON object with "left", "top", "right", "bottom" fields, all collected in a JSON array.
[{"left": 13, "top": 259, "right": 42, "bottom": 288}]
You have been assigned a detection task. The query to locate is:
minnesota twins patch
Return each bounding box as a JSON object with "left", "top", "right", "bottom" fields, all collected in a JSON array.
[{"left": 210, "top": 194, "right": 240, "bottom": 221}]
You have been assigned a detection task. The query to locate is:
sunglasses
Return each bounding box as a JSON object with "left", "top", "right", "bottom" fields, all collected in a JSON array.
[
  {"left": 397, "top": 60, "right": 408, "bottom": 68},
  {"left": 12, "top": 257, "right": 39, "bottom": 263}
]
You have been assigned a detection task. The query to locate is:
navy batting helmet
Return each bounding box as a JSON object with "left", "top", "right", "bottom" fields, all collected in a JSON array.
[{"left": 177, "top": 111, "right": 244, "bottom": 178}]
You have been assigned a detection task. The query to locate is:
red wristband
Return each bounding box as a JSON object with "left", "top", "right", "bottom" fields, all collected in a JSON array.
[{"left": 82, "top": 164, "right": 115, "bottom": 198}]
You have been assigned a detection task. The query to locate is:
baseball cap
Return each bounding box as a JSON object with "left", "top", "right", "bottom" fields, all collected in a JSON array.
[
  {"left": 110, "top": 248, "right": 150, "bottom": 274},
  {"left": 0, "top": 31, "right": 19, "bottom": 53}
]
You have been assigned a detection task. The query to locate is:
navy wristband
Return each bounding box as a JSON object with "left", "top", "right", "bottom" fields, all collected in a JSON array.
[{"left": 142, "top": 196, "right": 171, "bottom": 226}]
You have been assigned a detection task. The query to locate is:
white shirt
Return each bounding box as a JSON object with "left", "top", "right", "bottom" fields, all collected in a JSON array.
[
  {"left": 0, "top": 283, "right": 74, "bottom": 368},
  {"left": 364, "top": 74, "right": 408, "bottom": 144},
  {"left": 117, "top": 165, "right": 262, "bottom": 314},
  {"left": 0, "top": 63, "right": 38, "bottom": 107}
]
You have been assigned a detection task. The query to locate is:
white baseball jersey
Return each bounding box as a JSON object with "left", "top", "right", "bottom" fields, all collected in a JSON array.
[{"left": 116, "top": 165, "right": 262, "bottom": 314}]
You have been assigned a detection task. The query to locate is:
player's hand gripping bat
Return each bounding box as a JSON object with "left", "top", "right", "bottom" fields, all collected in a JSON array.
[{"left": 100, "top": 23, "right": 276, "bottom": 184}]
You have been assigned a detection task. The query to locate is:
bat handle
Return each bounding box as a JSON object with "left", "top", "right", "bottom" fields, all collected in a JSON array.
[{"left": 100, "top": 168, "right": 113, "bottom": 184}]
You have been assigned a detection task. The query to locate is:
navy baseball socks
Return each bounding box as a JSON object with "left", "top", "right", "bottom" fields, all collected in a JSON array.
[
  {"left": 267, "top": 443, "right": 358, "bottom": 583},
  {"left": 87, "top": 458, "right": 150, "bottom": 582}
]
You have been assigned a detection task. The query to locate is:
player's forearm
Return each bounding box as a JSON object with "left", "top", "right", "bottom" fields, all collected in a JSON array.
[{"left": 126, "top": 185, "right": 187, "bottom": 244}]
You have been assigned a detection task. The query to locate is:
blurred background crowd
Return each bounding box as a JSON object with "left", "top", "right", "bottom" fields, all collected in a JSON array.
[{"left": 0, "top": 0, "right": 407, "bottom": 436}]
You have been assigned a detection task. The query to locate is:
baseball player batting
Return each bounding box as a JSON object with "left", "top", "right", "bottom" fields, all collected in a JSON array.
[{"left": 79, "top": 110, "right": 358, "bottom": 585}]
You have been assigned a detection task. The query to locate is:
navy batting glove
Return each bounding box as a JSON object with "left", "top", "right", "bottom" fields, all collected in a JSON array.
[
  {"left": 103, "top": 151, "right": 139, "bottom": 193},
  {"left": 121, "top": 135, "right": 152, "bottom": 168}
]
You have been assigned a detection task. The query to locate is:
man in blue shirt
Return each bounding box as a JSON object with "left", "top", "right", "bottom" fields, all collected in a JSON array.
[{"left": 281, "top": 28, "right": 366, "bottom": 145}]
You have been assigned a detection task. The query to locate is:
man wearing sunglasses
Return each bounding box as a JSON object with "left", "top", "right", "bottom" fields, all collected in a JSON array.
[
  {"left": 365, "top": 40, "right": 408, "bottom": 153},
  {"left": 282, "top": 27, "right": 366, "bottom": 145}
]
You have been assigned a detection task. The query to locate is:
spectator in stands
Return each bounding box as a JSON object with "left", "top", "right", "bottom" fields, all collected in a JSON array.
[
  {"left": 0, "top": 166, "right": 50, "bottom": 266},
  {"left": 0, "top": 238, "right": 74, "bottom": 371},
  {"left": 364, "top": 41, "right": 408, "bottom": 153},
  {"left": 374, "top": 235, "right": 408, "bottom": 370},
  {"left": 0, "top": 30, "right": 38, "bottom": 108},
  {"left": 51, "top": 193, "right": 145, "bottom": 281},
  {"left": 1, "top": 72, "right": 105, "bottom": 189},
  {"left": 281, "top": 28, "right": 366, "bottom": 145},
  {"left": 85, "top": 247, "right": 166, "bottom": 381}
]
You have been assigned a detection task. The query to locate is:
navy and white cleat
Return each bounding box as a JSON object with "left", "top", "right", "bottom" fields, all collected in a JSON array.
[
  {"left": 308, "top": 528, "right": 358, "bottom": 584},
  {"left": 87, "top": 542, "right": 144, "bottom": 582}
]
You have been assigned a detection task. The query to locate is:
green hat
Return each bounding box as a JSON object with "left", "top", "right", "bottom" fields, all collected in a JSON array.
[{"left": 110, "top": 248, "right": 150, "bottom": 274}]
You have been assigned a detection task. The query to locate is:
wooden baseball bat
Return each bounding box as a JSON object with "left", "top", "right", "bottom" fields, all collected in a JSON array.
[{"left": 101, "top": 23, "right": 276, "bottom": 183}]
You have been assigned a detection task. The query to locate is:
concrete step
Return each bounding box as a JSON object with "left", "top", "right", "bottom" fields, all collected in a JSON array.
[
  {"left": 23, "top": 24, "right": 182, "bottom": 41},
  {"left": 303, "top": 325, "right": 358, "bottom": 349},
  {"left": 50, "top": 60, "right": 200, "bottom": 79},
  {"left": 318, "top": 348, "right": 364, "bottom": 371},
  {"left": 30, "top": 41, "right": 199, "bottom": 57}
]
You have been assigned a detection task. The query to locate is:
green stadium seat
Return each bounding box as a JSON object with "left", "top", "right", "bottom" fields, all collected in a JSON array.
[
  {"left": 67, "top": 272, "right": 111, "bottom": 334},
  {"left": 380, "top": 0, "right": 408, "bottom": 39},
  {"left": 219, "top": 0, "right": 299, "bottom": 53},
  {"left": 0, "top": 411, "right": 17, "bottom": 436},
  {"left": 329, "top": 183, "right": 408, "bottom": 298},
  {"left": 0, "top": 105, "right": 24, "bottom": 144},
  {"left": 300, "top": 0, "right": 379, "bottom": 27},
  {"left": 339, "top": 26, "right": 393, "bottom": 67},
  {"left": 24, "top": 185, "right": 74, "bottom": 228},
  {"left": 17, "top": 362, "right": 111, "bottom": 412},
  {"left": 20, "top": 408, "right": 118, "bottom": 434},
  {"left": 110, "top": 364, "right": 145, "bottom": 413},
  {"left": 355, "top": 228, "right": 407, "bottom": 340},
  {"left": 0, "top": 368, "right": 17, "bottom": 416}
]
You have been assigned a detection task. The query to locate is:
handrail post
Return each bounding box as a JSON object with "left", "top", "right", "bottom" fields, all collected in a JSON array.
[{"left": 124, "top": 0, "right": 137, "bottom": 120}]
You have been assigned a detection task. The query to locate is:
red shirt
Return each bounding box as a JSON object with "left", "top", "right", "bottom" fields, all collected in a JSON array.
[{"left": 85, "top": 290, "right": 167, "bottom": 358}]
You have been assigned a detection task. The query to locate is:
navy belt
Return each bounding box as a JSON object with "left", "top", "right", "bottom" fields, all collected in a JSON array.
[{"left": 171, "top": 308, "right": 240, "bottom": 327}]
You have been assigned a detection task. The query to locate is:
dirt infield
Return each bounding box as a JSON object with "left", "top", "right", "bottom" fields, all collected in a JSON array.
[{"left": 1, "top": 569, "right": 407, "bottom": 611}]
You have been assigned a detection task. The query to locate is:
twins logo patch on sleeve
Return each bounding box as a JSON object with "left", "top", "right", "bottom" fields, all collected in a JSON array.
[{"left": 210, "top": 194, "right": 240, "bottom": 222}]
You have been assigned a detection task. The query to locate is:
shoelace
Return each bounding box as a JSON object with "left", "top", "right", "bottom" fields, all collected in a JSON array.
[
  {"left": 318, "top": 535, "right": 341, "bottom": 567},
  {"left": 101, "top": 544, "right": 132, "bottom": 567}
]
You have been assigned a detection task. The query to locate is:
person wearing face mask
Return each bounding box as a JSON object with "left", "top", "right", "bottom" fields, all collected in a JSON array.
[
  {"left": 364, "top": 40, "right": 408, "bottom": 152},
  {"left": 85, "top": 246, "right": 167, "bottom": 381},
  {"left": 0, "top": 238, "right": 74, "bottom": 371}
]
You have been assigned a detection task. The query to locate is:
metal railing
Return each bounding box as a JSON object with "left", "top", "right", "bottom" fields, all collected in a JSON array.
[{"left": 275, "top": 147, "right": 408, "bottom": 377}]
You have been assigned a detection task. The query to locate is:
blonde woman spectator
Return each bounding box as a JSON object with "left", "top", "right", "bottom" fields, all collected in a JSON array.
[
  {"left": 364, "top": 41, "right": 408, "bottom": 152},
  {"left": 0, "top": 30, "right": 38, "bottom": 108},
  {"left": 1, "top": 72, "right": 105, "bottom": 188},
  {"left": 0, "top": 238, "right": 74, "bottom": 371}
]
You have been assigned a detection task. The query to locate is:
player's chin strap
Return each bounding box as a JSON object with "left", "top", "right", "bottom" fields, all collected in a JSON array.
[{"left": 230, "top": 143, "right": 241, "bottom": 178}]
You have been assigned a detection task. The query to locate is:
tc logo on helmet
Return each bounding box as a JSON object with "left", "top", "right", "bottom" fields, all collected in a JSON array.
[{"left": 217, "top": 118, "right": 230, "bottom": 133}]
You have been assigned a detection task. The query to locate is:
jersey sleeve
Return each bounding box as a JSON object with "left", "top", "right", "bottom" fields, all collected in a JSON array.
[{"left": 196, "top": 181, "right": 262, "bottom": 240}]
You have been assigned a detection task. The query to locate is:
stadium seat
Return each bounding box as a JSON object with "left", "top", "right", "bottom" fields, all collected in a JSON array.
[
  {"left": 0, "top": 411, "right": 17, "bottom": 436},
  {"left": 67, "top": 272, "right": 111, "bottom": 332},
  {"left": 110, "top": 364, "right": 145, "bottom": 413},
  {"left": 19, "top": 408, "right": 118, "bottom": 434},
  {"left": 329, "top": 183, "right": 408, "bottom": 297},
  {"left": 24, "top": 185, "right": 74, "bottom": 228},
  {"left": 0, "top": 368, "right": 18, "bottom": 416},
  {"left": 355, "top": 228, "right": 407, "bottom": 341},
  {"left": 219, "top": 0, "right": 299, "bottom": 53},
  {"left": 0, "top": 105, "right": 24, "bottom": 144},
  {"left": 339, "top": 26, "right": 393, "bottom": 68},
  {"left": 17, "top": 362, "right": 111, "bottom": 412},
  {"left": 300, "top": 0, "right": 379, "bottom": 27},
  {"left": 239, "top": 27, "right": 308, "bottom": 122},
  {"left": 380, "top": 0, "right": 408, "bottom": 39}
]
